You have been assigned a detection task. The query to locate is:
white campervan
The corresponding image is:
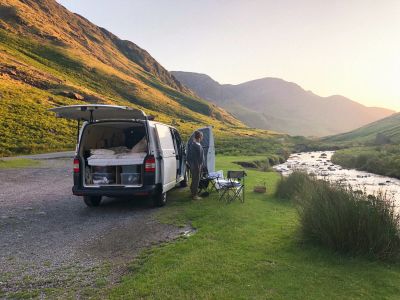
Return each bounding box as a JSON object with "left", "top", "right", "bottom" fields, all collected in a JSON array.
[{"left": 50, "top": 105, "right": 215, "bottom": 207}]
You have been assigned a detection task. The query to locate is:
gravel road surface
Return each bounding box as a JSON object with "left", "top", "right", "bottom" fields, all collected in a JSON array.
[{"left": 0, "top": 158, "right": 189, "bottom": 298}]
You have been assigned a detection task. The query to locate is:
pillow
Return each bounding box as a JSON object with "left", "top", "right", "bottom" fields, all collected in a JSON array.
[{"left": 131, "top": 137, "right": 147, "bottom": 153}]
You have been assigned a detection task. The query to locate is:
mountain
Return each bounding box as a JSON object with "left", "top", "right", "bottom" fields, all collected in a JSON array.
[
  {"left": 323, "top": 113, "right": 400, "bottom": 145},
  {"left": 171, "top": 71, "right": 395, "bottom": 137},
  {"left": 0, "top": 0, "right": 244, "bottom": 156}
]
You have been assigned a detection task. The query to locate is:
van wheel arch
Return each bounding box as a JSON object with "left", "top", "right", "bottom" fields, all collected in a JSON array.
[{"left": 153, "top": 192, "right": 167, "bottom": 207}]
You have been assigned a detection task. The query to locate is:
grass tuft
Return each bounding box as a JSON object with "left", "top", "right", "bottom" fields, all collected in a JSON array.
[
  {"left": 279, "top": 172, "right": 400, "bottom": 260},
  {"left": 275, "top": 171, "right": 313, "bottom": 201}
]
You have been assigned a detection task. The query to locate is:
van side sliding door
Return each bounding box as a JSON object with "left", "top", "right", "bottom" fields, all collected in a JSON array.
[
  {"left": 154, "top": 124, "right": 177, "bottom": 192},
  {"left": 171, "top": 129, "right": 185, "bottom": 180}
]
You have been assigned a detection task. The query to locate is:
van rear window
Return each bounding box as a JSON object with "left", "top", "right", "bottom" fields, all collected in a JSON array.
[{"left": 80, "top": 122, "right": 147, "bottom": 153}]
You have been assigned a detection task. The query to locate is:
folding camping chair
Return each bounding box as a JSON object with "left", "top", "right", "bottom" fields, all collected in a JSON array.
[
  {"left": 207, "top": 170, "right": 224, "bottom": 193},
  {"left": 216, "top": 170, "right": 247, "bottom": 203},
  {"left": 189, "top": 167, "right": 224, "bottom": 197}
]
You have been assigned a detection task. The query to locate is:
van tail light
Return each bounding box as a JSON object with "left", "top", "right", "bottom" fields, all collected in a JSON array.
[
  {"left": 73, "top": 158, "right": 80, "bottom": 173},
  {"left": 145, "top": 156, "right": 156, "bottom": 172}
]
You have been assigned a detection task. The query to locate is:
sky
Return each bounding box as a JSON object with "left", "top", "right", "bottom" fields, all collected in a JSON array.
[{"left": 57, "top": 0, "right": 400, "bottom": 111}]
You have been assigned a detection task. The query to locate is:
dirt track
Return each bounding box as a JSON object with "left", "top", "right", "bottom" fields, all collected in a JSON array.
[{"left": 0, "top": 158, "right": 188, "bottom": 298}]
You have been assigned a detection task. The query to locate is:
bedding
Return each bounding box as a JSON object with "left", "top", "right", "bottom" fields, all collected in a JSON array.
[
  {"left": 88, "top": 152, "right": 147, "bottom": 166},
  {"left": 88, "top": 137, "right": 148, "bottom": 166},
  {"left": 90, "top": 148, "right": 115, "bottom": 155}
]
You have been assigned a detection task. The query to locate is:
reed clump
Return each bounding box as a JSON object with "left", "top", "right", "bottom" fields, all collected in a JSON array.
[{"left": 276, "top": 171, "right": 400, "bottom": 260}]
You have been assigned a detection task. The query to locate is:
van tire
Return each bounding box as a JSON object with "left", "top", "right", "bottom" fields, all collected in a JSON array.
[
  {"left": 153, "top": 192, "right": 167, "bottom": 207},
  {"left": 83, "top": 196, "right": 102, "bottom": 207}
]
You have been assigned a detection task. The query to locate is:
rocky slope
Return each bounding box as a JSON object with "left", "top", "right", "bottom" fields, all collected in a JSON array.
[{"left": 0, "top": 0, "right": 244, "bottom": 155}]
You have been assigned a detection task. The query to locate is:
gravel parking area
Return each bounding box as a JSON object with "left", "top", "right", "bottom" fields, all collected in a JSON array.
[{"left": 0, "top": 158, "right": 189, "bottom": 298}]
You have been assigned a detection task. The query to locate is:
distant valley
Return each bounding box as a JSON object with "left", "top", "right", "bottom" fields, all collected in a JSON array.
[{"left": 172, "top": 71, "right": 395, "bottom": 137}]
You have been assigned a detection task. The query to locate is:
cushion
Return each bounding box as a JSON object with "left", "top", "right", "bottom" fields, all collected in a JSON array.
[{"left": 131, "top": 137, "right": 147, "bottom": 153}]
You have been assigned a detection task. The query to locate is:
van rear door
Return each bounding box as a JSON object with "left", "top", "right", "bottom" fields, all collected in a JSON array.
[
  {"left": 187, "top": 127, "right": 215, "bottom": 173},
  {"left": 155, "top": 124, "right": 177, "bottom": 192},
  {"left": 49, "top": 105, "right": 147, "bottom": 121}
]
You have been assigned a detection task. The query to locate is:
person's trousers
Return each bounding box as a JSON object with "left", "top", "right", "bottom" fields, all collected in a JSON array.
[{"left": 190, "top": 164, "right": 202, "bottom": 196}]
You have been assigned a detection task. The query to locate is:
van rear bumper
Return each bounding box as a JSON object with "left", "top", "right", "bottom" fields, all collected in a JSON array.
[{"left": 72, "top": 185, "right": 158, "bottom": 197}]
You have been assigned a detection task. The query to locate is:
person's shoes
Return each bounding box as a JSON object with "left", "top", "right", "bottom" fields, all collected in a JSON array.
[{"left": 192, "top": 195, "right": 202, "bottom": 200}]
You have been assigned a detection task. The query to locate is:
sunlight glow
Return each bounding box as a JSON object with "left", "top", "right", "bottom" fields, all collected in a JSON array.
[{"left": 57, "top": 0, "right": 400, "bottom": 111}]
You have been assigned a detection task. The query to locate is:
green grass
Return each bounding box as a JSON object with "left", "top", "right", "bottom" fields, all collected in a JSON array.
[
  {"left": 108, "top": 156, "right": 400, "bottom": 299},
  {"left": 0, "top": 158, "right": 40, "bottom": 169},
  {"left": 5, "top": 291, "right": 40, "bottom": 300}
]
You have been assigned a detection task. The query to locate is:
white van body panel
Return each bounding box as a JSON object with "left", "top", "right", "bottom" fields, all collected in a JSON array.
[{"left": 154, "top": 124, "right": 178, "bottom": 192}]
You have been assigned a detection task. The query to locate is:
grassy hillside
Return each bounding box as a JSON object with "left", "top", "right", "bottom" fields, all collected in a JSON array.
[
  {"left": 323, "top": 113, "right": 400, "bottom": 146},
  {"left": 0, "top": 0, "right": 293, "bottom": 156}
]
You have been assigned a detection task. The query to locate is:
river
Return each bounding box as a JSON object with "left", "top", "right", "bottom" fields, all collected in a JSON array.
[{"left": 273, "top": 151, "right": 400, "bottom": 211}]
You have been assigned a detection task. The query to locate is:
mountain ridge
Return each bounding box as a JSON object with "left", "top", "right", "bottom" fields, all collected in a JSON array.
[
  {"left": 171, "top": 71, "right": 395, "bottom": 137},
  {"left": 0, "top": 0, "right": 250, "bottom": 156}
]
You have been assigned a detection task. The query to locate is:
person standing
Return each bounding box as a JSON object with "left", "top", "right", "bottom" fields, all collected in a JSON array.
[{"left": 187, "top": 131, "right": 204, "bottom": 200}]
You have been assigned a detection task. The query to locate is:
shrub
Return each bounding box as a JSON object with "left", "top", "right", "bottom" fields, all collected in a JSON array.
[
  {"left": 278, "top": 173, "right": 400, "bottom": 260},
  {"left": 332, "top": 146, "right": 400, "bottom": 179}
]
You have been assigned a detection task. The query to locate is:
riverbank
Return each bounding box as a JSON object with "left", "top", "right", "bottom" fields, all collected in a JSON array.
[
  {"left": 108, "top": 156, "right": 400, "bottom": 299},
  {"left": 332, "top": 145, "right": 400, "bottom": 179},
  {"left": 274, "top": 151, "right": 400, "bottom": 212}
]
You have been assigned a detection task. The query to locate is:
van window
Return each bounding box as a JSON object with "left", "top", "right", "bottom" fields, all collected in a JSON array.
[{"left": 156, "top": 125, "right": 175, "bottom": 151}]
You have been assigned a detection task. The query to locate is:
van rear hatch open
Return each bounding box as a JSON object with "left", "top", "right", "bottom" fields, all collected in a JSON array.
[
  {"left": 78, "top": 121, "right": 149, "bottom": 188},
  {"left": 49, "top": 104, "right": 147, "bottom": 121},
  {"left": 49, "top": 105, "right": 152, "bottom": 189}
]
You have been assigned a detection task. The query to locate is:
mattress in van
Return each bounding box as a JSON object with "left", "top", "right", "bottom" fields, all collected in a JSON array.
[{"left": 88, "top": 152, "right": 147, "bottom": 166}]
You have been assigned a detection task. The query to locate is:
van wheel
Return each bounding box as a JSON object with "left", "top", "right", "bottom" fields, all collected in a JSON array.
[
  {"left": 83, "top": 196, "right": 102, "bottom": 207},
  {"left": 153, "top": 192, "right": 167, "bottom": 207}
]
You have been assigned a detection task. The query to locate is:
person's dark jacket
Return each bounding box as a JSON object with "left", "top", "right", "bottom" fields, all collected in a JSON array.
[{"left": 187, "top": 141, "right": 204, "bottom": 168}]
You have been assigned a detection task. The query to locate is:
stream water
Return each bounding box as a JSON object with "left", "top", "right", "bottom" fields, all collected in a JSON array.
[{"left": 273, "top": 151, "right": 400, "bottom": 211}]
